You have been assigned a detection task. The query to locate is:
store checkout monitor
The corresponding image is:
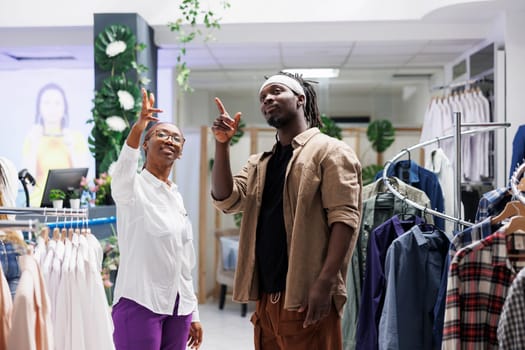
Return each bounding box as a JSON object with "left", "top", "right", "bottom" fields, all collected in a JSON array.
[{"left": 40, "top": 168, "right": 88, "bottom": 208}]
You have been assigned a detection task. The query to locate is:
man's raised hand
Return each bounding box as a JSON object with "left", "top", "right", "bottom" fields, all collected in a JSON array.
[{"left": 211, "top": 97, "right": 241, "bottom": 144}]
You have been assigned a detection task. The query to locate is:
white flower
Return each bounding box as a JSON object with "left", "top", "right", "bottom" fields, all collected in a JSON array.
[
  {"left": 117, "top": 90, "right": 135, "bottom": 110},
  {"left": 106, "top": 116, "right": 127, "bottom": 132},
  {"left": 105, "top": 41, "right": 127, "bottom": 57}
]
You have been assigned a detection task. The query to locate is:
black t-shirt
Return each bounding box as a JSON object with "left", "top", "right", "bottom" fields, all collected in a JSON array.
[{"left": 256, "top": 142, "right": 293, "bottom": 293}]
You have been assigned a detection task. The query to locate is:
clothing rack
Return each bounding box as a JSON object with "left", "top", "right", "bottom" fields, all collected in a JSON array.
[
  {"left": 45, "top": 216, "right": 116, "bottom": 229},
  {"left": 431, "top": 74, "right": 494, "bottom": 92},
  {"left": 382, "top": 118, "right": 510, "bottom": 228},
  {"left": 0, "top": 207, "right": 88, "bottom": 218},
  {"left": 0, "top": 219, "right": 40, "bottom": 231}
]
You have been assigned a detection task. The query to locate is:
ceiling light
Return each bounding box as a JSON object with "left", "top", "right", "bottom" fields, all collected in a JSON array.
[
  {"left": 392, "top": 73, "right": 433, "bottom": 79},
  {"left": 283, "top": 68, "right": 340, "bottom": 79}
]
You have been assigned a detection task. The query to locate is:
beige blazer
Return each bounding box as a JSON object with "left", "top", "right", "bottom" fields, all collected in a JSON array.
[{"left": 7, "top": 255, "right": 54, "bottom": 350}]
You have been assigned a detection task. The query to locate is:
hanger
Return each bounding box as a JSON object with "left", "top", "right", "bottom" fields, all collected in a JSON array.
[
  {"left": 402, "top": 148, "right": 411, "bottom": 165},
  {"left": 40, "top": 226, "right": 50, "bottom": 243},
  {"left": 503, "top": 216, "right": 525, "bottom": 235},
  {"left": 398, "top": 196, "right": 416, "bottom": 222},
  {"left": 398, "top": 149, "right": 412, "bottom": 184},
  {"left": 502, "top": 216, "right": 525, "bottom": 261},
  {"left": 434, "top": 136, "right": 441, "bottom": 149},
  {"left": 39, "top": 209, "right": 49, "bottom": 243},
  {"left": 52, "top": 227, "right": 60, "bottom": 240},
  {"left": 491, "top": 200, "right": 525, "bottom": 225},
  {"left": 60, "top": 228, "right": 67, "bottom": 241},
  {"left": 68, "top": 227, "right": 74, "bottom": 241},
  {"left": 74, "top": 211, "right": 81, "bottom": 235}
]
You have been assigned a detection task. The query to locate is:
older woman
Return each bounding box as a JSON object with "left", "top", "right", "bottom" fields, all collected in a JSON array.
[{"left": 110, "top": 88, "right": 203, "bottom": 350}]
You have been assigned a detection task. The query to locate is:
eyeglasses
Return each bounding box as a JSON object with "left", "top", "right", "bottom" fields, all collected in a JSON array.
[{"left": 155, "top": 130, "right": 184, "bottom": 144}]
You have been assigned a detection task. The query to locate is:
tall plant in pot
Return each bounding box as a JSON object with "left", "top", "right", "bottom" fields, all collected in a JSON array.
[
  {"left": 89, "top": 24, "right": 145, "bottom": 174},
  {"left": 362, "top": 119, "right": 396, "bottom": 185}
]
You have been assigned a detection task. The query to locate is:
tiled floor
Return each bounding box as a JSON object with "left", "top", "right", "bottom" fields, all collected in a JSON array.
[{"left": 195, "top": 298, "right": 255, "bottom": 350}]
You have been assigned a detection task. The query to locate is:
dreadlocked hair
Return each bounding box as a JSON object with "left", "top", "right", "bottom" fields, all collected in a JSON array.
[{"left": 277, "top": 71, "right": 323, "bottom": 128}]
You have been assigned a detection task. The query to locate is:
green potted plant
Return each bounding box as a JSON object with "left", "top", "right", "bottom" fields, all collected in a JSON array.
[
  {"left": 49, "top": 189, "right": 66, "bottom": 209},
  {"left": 320, "top": 114, "right": 343, "bottom": 140},
  {"left": 362, "top": 119, "right": 396, "bottom": 185},
  {"left": 67, "top": 188, "right": 82, "bottom": 209},
  {"left": 89, "top": 24, "right": 144, "bottom": 174}
]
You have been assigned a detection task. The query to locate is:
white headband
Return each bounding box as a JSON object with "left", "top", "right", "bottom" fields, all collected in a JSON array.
[{"left": 259, "top": 75, "right": 306, "bottom": 101}]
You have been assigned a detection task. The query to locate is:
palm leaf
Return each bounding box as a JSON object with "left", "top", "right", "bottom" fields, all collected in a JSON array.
[
  {"left": 230, "top": 119, "right": 246, "bottom": 146},
  {"left": 366, "top": 120, "right": 395, "bottom": 153},
  {"left": 320, "top": 114, "right": 342, "bottom": 140}
]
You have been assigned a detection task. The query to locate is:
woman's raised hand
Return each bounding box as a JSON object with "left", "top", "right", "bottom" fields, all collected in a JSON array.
[
  {"left": 139, "top": 87, "right": 163, "bottom": 125},
  {"left": 212, "top": 97, "right": 241, "bottom": 144}
]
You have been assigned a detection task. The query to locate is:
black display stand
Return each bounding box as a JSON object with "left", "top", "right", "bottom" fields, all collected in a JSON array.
[{"left": 93, "top": 13, "right": 157, "bottom": 96}]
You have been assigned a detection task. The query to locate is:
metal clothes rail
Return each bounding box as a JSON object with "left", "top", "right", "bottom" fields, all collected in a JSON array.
[
  {"left": 45, "top": 216, "right": 116, "bottom": 229},
  {"left": 0, "top": 219, "right": 40, "bottom": 231},
  {"left": 0, "top": 207, "right": 88, "bottom": 218},
  {"left": 510, "top": 162, "right": 525, "bottom": 204},
  {"left": 382, "top": 120, "right": 510, "bottom": 229},
  {"left": 430, "top": 73, "right": 493, "bottom": 92}
]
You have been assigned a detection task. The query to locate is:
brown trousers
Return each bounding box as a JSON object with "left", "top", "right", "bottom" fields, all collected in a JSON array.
[{"left": 251, "top": 292, "right": 342, "bottom": 350}]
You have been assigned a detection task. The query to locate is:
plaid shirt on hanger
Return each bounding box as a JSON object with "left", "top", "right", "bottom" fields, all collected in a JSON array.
[
  {"left": 475, "top": 187, "right": 511, "bottom": 223},
  {"left": 442, "top": 230, "right": 518, "bottom": 349}
]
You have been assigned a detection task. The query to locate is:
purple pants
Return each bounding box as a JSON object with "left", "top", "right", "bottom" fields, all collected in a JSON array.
[{"left": 112, "top": 297, "right": 192, "bottom": 350}]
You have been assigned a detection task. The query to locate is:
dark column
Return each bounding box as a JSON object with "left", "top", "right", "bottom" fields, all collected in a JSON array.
[
  {"left": 92, "top": 13, "right": 157, "bottom": 174},
  {"left": 93, "top": 13, "right": 157, "bottom": 97}
]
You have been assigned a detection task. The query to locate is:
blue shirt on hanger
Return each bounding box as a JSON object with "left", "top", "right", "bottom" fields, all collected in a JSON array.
[
  {"left": 509, "top": 124, "right": 525, "bottom": 179},
  {"left": 378, "top": 224, "right": 450, "bottom": 350},
  {"left": 356, "top": 214, "right": 423, "bottom": 350}
]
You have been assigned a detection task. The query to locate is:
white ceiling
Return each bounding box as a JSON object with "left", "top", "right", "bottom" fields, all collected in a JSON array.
[
  {"left": 1, "top": 0, "right": 522, "bottom": 94},
  {"left": 159, "top": 38, "right": 481, "bottom": 92}
]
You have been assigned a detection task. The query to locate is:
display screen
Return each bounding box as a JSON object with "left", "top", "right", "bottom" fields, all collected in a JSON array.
[{"left": 40, "top": 167, "right": 88, "bottom": 208}]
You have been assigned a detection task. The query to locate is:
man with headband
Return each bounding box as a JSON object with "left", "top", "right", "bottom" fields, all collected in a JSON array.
[{"left": 210, "top": 71, "right": 362, "bottom": 349}]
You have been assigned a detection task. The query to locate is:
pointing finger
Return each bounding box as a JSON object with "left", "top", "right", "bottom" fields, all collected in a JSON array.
[{"left": 214, "top": 97, "right": 229, "bottom": 117}]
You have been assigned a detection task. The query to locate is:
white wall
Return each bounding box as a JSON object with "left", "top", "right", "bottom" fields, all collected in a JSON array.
[
  {"left": 399, "top": 83, "right": 432, "bottom": 125},
  {"left": 504, "top": 9, "right": 525, "bottom": 175},
  {"left": 178, "top": 86, "right": 425, "bottom": 128}
]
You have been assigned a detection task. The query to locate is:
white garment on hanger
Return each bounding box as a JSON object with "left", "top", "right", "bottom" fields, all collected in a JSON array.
[
  {"left": 54, "top": 239, "right": 72, "bottom": 350},
  {"left": 426, "top": 148, "right": 456, "bottom": 233},
  {"left": 81, "top": 233, "right": 115, "bottom": 350},
  {"left": 69, "top": 234, "right": 86, "bottom": 350}
]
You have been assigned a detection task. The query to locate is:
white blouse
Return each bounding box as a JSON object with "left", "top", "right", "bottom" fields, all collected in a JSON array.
[{"left": 111, "top": 143, "right": 199, "bottom": 320}]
